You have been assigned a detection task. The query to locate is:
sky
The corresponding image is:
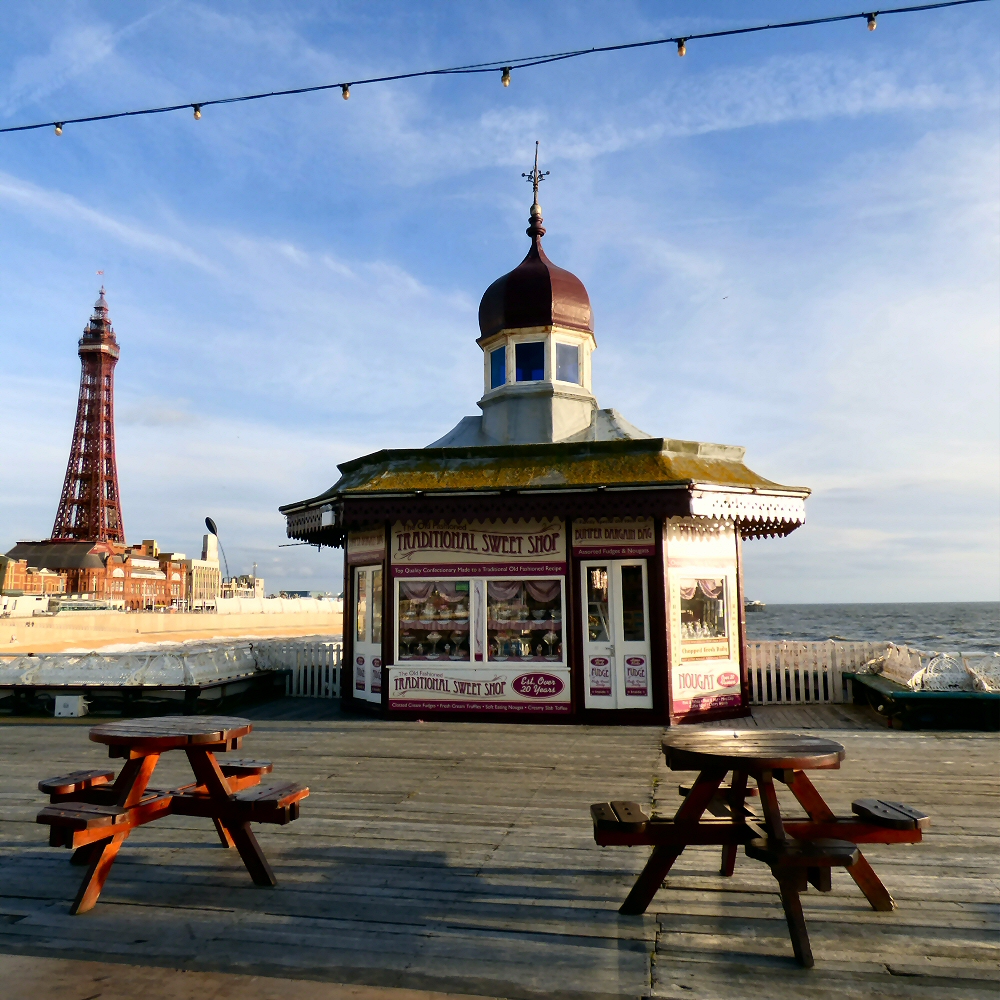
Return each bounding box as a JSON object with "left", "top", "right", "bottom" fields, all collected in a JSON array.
[{"left": 0, "top": 1, "right": 997, "bottom": 602}]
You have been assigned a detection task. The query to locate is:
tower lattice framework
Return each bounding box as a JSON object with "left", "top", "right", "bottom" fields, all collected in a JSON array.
[{"left": 51, "top": 288, "right": 126, "bottom": 543}]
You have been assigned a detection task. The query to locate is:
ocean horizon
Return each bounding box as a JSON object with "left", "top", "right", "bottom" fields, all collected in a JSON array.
[{"left": 744, "top": 601, "right": 999, "bottom": 653}]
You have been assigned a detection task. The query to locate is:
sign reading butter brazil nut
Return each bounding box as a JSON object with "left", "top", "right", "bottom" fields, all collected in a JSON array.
[
  {"left": 391, "top": 519, "right": 566, "bottom": 577},
  {"left": 572, "top": 517, "right": 655, "bottom": 558}
]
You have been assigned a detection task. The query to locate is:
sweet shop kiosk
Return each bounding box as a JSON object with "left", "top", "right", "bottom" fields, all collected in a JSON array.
[{"left": 281, "top": 175, "right": 808, "bottom": 724}]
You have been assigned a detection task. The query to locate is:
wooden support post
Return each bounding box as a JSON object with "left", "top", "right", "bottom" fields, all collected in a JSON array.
[
  {"left": 787, "top": 768, "right": 896, "bottom": 910},
  {"left": 213, "top": 817, "right": 236, "bottom": 848},
  {"left": 70, "top": 832, "right": 128, "bottom": 915},
  {"left": 848, "top": 853, "right": 896, "bottom": 911},
  {"left": 619, "top": 767, "right": 726, "bottom": 915},
  {"left": 720, "top": 770, "right": 749, "bottom": 877},
  {"left": 776, "top": 873, "right": 814, "bottom": 968},
  {"left": 185, "top": 747, "right": 277, "bottom": 886}
]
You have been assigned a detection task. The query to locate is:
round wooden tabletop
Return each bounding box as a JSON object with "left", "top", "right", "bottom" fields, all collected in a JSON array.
[
  {"left": 89, "top": 716, "right": 252, "bottom": 750},
  {"left": 661, "top": 732, "right": 846, "bottom": 772}
]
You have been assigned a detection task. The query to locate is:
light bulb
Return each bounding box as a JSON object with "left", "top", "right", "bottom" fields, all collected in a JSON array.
[
  {"left": 502, "top": 67, "right": 511, "bottom": 87},
  {"left": 54, "top": 122, "right": 63, "bottom": 135},
  {"left": 677, "top": 39, "right": 686, "bottom": 57},
  {"left": 192, "top": 105, "right": 202, "bottom": 120},
  {"left": 341, "top": 84, "right": 350, "bottom": 100},
  {"left": 867, "top": 13, "right": 877, "bottom": 30}
]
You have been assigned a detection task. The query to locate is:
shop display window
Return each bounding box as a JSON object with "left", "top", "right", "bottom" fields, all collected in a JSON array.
[
  {"left": 556, "top": 342, "right": 580, "bottom": 384},
  {"left": 487, "top": 579, "right": 563, "bottom": 661},
  {"left": 490, "top": 347, "right": 506, "bottom": 389},
  {"left": 620, "top": 565, "right": 646, "bottom": 641},
  {"left": 586, "top": 567, "right": 609, "bottom": 641},
  {"left": 680, "top": 579, "right": 727, "bottom": 639},
  {"left": 515, "top": 341, "right": 545, "bottom": 382},
  {"left": 371, "top": 568, "right": 383, "bottom": 643},
  {"left": 355, "top": 572, "right": 367, "bottom": 643},
  {"left": 397, "top": 580, "right": 470, "bottom": 660}
]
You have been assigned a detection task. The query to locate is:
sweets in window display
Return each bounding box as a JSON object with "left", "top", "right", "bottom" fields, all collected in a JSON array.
[
  {"left": 487, "top": 579, "right": 563, "bottom": 662},
  {"left": 397, "top": 579, "right": 470, "bottom": 661},
  {"left": 680, "top": 578, "right": 730, "bottom": 660}
]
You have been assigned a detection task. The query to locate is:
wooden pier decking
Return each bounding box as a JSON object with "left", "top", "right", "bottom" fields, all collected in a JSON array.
[{"left": 0, "top": 702, "right": 997, "bottom": 999}]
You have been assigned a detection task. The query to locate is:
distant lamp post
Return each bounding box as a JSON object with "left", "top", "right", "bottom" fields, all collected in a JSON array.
[{"left": 204, "top": 516, "right": 231, "bottom": 580}]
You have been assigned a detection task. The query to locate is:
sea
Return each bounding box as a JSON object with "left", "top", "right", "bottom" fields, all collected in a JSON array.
[{"left": 744, "top": 602, "right": 1000, "bottom": 654}]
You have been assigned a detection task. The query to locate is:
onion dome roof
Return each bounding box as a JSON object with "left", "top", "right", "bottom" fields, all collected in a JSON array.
[{"left": 478, "top": 203, "right": 593, "bottom": 340}]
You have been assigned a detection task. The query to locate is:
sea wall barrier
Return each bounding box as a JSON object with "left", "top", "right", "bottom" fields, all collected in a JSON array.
[{"left": 2, "top": 639, "right": 993, "bottom": 714}]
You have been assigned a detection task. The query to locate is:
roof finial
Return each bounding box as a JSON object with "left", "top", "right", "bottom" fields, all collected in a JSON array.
[{"left": 522, "top": 140, "right": 549, "bottom": 242}]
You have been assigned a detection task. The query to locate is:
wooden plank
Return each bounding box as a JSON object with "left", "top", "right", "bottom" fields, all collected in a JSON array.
[{"left": 0, "top": 708, "right": 996, "bottom": 999}]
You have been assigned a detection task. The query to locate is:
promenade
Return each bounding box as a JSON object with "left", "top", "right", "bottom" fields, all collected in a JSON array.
[{"left": 1, "top": 702, "right": 996, "bottom": 1000}]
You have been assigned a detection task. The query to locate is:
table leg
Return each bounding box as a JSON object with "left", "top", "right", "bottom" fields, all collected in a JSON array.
[
  {"left": 619, "top": 767, "right": 726, "bottom": 915},
  {"left": 758, "top": 769, "right": 815, "bottom": 967},
  {"left": 67, "top": 751, "right": 160, "bottom": 912},
  {"left": 185, "top": 748, "right": 277, "bottom": 888},
  {"left": 70, "top": 832, "right": 129, "bottom": 915},
  {"left": 720, "top": 770, "right": 749, "bottom": 876},
  {"left": 847, "top": 854, "right": 896, "bottom": 911},
  {"left": 785, "top": 770, "right": 896, "bottom": 912},
  {"left": 776, "top": 873, "right": 814, "bottom": 968},
  {"left": 70, "top": 843, "right": 98, "bottom": 866},
  {"left": 213, "top": 817, "right": 236, "bottom": 848}
]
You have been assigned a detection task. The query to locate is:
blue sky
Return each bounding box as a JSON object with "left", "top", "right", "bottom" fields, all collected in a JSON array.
[{"left": 0, "top": 1, "right": 997, "bottom": 601}]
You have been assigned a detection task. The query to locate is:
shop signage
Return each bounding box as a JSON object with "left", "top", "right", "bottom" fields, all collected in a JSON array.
[
  {"left": 589, "top": 657, "right": 611, "bottom": 696},
  {"left": 671, "top": 661, "right": 743, "bottom": 716},
  {"left": 372, "top": 657, "right": 382, "bottom": 694},
  {"left": 572, "top": 517, "right": 655, "bottom": 558},
  {"left": 682, "top": 637, "right": 731, "bottom": 661},
  {"left": 391, "top": 519, "right": 566, "bottom": 577},
  {"left": 355, "top": 655, "right": 365, "bottom": 691},
  {"left": 624, "top": 655, "right": 649, "bottom": 697},
  {"left": 388, "top": 665, "right": 571, "bottom": 713},
  {"left": 347, "top": 527, "right": 386, "bottom": 566}
]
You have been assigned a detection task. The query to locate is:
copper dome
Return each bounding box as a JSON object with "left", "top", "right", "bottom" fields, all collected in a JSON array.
[{"left": 478, "top": 207, "right": 593, "bottom": 340}]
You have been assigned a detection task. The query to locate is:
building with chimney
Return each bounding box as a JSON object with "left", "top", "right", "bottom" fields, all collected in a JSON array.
[{"left": 280, "top": 152, "right": 810, "bottom": 725}]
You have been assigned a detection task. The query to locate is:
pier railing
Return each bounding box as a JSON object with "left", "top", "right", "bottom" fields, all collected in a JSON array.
[
  {"left": 745, "top": 640, "right": 890, "bottom": 706},
  {"left": 254, "top": 639, "right": 342, "bottom": 699}
]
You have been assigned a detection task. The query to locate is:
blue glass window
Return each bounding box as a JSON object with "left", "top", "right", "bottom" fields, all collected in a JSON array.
[
  {"left": 515, "top": 341, "right": 545, "bottom": 382},
  {"left": 490, "top": 347, "right": 506, "bottom": 389},
  {"left": 556, "top": 343, "right": 580, "bottom": 384}
]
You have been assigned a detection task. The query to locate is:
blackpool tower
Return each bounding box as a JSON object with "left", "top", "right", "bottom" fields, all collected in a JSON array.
[{"left": 51, "top": 288, "right": 126, "bottom": 543}]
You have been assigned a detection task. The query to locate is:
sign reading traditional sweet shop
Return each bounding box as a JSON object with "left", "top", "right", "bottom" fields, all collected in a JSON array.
[
  {"left": 572, "top": 517, "right": 655, "bottom": 558},
  {"left": 347, "top": 526, "right": 386, "bottom": 566},
  {"left": 391, "top": 519, "right": 566, "bottom": 577},
  {"left": 388, "top": 664, "right": 571, "bottom": 713}
]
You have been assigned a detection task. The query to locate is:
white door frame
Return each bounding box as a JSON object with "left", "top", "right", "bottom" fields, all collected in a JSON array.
[
  {"left": 352, "top": 564, "right": 383, "bottom": 703},
  {"left": 581, "top": 559, "right": 653, "bottom": 710}
]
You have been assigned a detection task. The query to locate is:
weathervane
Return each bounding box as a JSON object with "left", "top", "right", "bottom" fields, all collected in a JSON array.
[{"left": 522, "top": 140, "right": 549, "bottom": 205}]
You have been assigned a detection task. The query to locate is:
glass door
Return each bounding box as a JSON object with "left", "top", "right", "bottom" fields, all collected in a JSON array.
[
  {"left": 581, "top": 560, "right": 652, "bottom": 709},
  {"left": 353, "top": 565, "right": 383, "bottom": 703}
]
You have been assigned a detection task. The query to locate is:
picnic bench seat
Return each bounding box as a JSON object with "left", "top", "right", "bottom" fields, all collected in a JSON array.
[
  {"left": 852, "top": 798, "right": 929, "bottom": 830},
  {"left": 171, "top": 781, "right": 308, "bottom": 825},
  {"left": 219, "top": 759, "right": 273, "bottom": 778},
  {"left": 38, "top": 769, "right": 115, "bottom": 798}
]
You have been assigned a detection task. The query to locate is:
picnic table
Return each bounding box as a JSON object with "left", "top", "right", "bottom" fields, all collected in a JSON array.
[
  {"left": 35, "top": 715, "right": 308, "bottom": 914},
  {"left": 591, "top": 732, "right": 928, "bottom": 967}
]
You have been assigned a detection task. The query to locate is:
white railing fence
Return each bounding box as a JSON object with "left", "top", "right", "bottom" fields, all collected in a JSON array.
[
  {"left": 746, "top": 640, "right": 890, "bottom": 706},
  {"left": 254, "top": 640, "right": 342, "bottom": 699}
]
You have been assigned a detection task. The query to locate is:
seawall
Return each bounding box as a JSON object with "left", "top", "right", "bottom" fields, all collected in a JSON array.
[{"left": 3, "top": 610, "right": 344, "bottom": 654}]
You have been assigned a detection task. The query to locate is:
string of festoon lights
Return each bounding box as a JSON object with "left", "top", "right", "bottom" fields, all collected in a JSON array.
[{"left": 1, "top": 0, "right": 988, "bottom": 137}]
